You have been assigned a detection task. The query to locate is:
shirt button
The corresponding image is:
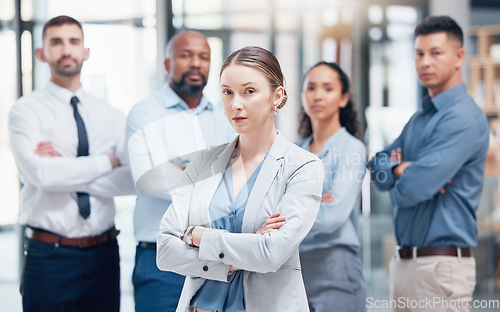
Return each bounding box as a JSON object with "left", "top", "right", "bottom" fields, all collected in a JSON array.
[
  {"left": 203, "top": 265, "right": 209, "bottom": 272},
  {"left": 219, "top": 252, "right": 225, "bottom": 259}
]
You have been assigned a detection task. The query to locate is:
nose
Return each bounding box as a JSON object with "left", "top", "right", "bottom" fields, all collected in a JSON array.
[
  {"left": 313, "top": 89, "right": 323, "bottom": 101},
  {"left": 420, "top": 53, "right": 431, "bottom": 67},
  {"left": 231, "top": 97, "right": 243, "bottom": 111},
  {"left": 190, "top": 55, "right": 201, "bottom": 68},
  {"left": 62, "top": 42, "right": 71, "bottom": 56}
]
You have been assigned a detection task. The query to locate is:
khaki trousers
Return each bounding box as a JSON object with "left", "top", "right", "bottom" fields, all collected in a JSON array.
[
  {"left": 190, "top": 308, "right": 245, "bottom": 312},
  {"left": 389, "top": 255, "right": 476, "bottom": 312}
]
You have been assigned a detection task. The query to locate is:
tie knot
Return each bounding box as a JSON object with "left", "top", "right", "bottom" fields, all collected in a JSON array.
[{"left": 70, "top": 96, "right": 80, "bottom": 108}]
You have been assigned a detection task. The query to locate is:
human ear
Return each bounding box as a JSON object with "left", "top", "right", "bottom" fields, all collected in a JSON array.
[
  {"left": 455, "top": 47, "right": 465, "bottom": 69},
  {"left": 35, "top": 48, "right": 46, "bottom": 63},
  {"left": 274, "top": 86, "right": 286, "bottom": 109},
  {"left": 84, "top": 47, "right": 90, "bottom": 61},
  {"left": 164, "top": 58, "right": 171, "bottom": 74},
  {"left": 339, "top": 93, "right": 350, "bottom": 109}
]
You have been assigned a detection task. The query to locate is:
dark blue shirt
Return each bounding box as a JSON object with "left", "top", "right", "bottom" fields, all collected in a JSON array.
[{"left": 369, "top": 83, "right": 489, "bottom": 248}]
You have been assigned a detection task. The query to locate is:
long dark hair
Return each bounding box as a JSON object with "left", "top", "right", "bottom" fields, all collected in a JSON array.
[{"left": 298, "top": 61, "right": 360, "bottom": 139}]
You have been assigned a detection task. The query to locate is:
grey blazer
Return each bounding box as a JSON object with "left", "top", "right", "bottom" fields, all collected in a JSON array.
[{"left": 157, "top": 133, "right": 324, "bottom": 312}]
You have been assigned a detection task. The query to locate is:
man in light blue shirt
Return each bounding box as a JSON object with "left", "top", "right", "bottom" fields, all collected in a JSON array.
[
  {"left": 126, "top": 31, "right": 235, "bottom": 312},
  {"left": 369, "top": 16, "right": 488, "bottom": 311}
]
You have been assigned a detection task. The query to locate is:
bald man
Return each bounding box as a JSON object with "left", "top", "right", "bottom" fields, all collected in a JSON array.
[{"left": 126, "top": 31, "right": 235, "bottom": 312}]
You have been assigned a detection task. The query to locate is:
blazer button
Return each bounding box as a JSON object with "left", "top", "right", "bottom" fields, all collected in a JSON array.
[
  {"left": 203, "top": 265, "right": 209, "bottom": 272},
  {"left": 219, "top": 252, "right": 224, "bottom": 259}
]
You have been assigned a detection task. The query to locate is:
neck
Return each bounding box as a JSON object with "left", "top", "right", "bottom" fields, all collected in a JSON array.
[
  {"left": 51, "top": 74, "right": 82, "bottom": 93},
  {"left": 170, "top": 82, "right": 203, "bottom": 109},
  {"left": 428, "top": 73, "right": 462, "bottom": 98},
  {"left": 237, "top": 123, "right": 277, "bottom": 159},
  {"left": 310, "top": 116, "right": 342, "bottom": 146}
]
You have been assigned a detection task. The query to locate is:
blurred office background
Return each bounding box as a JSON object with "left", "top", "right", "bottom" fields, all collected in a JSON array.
[{"left": 1, "top": 0, "right": 500, "bottom": 311}]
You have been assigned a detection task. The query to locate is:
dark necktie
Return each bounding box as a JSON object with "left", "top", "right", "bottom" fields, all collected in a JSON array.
[{"left": 70, "top": 96, "right": 91, "bottom": 219}]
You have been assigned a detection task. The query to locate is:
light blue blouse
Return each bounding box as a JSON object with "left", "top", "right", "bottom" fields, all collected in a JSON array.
[{"left": 191, "top": 150, "right": 265, "bottom": 312}]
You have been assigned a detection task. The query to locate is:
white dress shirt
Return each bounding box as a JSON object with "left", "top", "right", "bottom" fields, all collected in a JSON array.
[
  {"left": 126, "top": 84, "right": 236, "bottom": 242},
  {"left": 8, "top": 81, "right": 134, "bottom": 238}
]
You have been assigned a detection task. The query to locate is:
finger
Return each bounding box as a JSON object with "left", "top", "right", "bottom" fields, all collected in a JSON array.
[
  {"left": 439, "top": 188, "right": 445, "bottom": 194},
  {"left": 36, "top": 142, "right": 53, "bottom": 149},
  {"left": 264, "top": 216, "right": 286, "bottom": 226},
  {"left": 268, "top": 215, "right": 286, "bottom": 222},
  {"left": 261, "top": 229, "right": 279, "bottom": 235},
  {"left": 448, "top": 180, "right": 452, "bottom": 184},
  {"left": 265, "top": 221, "right": 286, "bottom": 230},
  {"left": 267, "top": 211, "right": 281, "bottom": 219}
]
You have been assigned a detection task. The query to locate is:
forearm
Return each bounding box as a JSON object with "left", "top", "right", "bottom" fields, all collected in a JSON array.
[
  {"left": 369, "top": 152, "right": 399, "bottom": 191},
  {"left": 80, "top": 166, "right": 136, "bottom": 197},
  {"left": 156, "top": 231, "right": 232, "bottom": 282},
  {"left": 16, "top": 154, "right": 112, "bottom": 191}
]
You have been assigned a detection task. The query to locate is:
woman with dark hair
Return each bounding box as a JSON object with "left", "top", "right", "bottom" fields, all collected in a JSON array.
[
  {"left": 156, "top": 46, "right": 324, "bottom": 312},
  {"left": 297, "top": 62, "right": 367, "bottom": 312}
]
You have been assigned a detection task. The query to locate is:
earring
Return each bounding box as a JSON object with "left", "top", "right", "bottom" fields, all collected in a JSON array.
[{"left": 274, "top": 106, "right": 278, "bottom": 115}]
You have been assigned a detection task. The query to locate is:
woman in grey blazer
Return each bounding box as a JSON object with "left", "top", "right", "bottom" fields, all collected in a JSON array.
[{"left": 157, "top": 46, "right": 324, "bottom": 312}]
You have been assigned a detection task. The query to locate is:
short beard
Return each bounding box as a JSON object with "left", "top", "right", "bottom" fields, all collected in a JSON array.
[
  {"left": 171, "top": 71, "right": 207, "bottom": 95},
  {"left": 52, "top": 57, "right": 83, "bottom": 77}
]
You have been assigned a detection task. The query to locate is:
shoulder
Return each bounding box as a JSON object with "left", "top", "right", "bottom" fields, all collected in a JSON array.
[
  {"left": 130, "top": 90, "right": 164, "bottom": 114},
  {"left": 339, "top": 130, "right": 367, "bottom": 156},
  {"left": 85, "top": 92, "right": 124, "bottom": 119},
  {"left": 440, "top": 101, "right": 487, "bottom": 135},
  {"left": 283, "top": 140, "right": 323, "bottom": 172},
  {"left": 9, "top": 90, "right": 48, "bottom": 119},
  {"left": 193, "top": 142, "right": 231, "bottom": 165}
]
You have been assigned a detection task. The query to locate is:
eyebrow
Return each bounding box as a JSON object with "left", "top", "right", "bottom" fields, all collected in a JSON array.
[
  {"left": 221, "top": 81, "right": 257, "bottom": 88},
  {"left": 415, "top": 47, "right": 442, "bottom": 51},
  {"left": 48, "top": 37, "right": 81, "bottom": 42}
]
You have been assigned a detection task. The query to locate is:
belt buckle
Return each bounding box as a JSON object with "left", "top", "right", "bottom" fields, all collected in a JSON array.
[{"left": 78, "top": 238, "right": 86, "bottom": 248}]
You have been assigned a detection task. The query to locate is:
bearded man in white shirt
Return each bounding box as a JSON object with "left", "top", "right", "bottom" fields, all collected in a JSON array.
[{"left": 8, "top": 15, "right": 134, "bottom": 312}]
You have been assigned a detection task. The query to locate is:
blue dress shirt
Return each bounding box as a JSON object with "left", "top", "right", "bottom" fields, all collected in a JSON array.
[
  {"left": 126, "top": 84, "right": 236, "bottom": 242},
  {"left": 297, "top": 128, "right": 366, "bottom": 252},
  {"left": 191, "top": 151, "right": 265, "bottom": 312},
  {"left": 369, "top": 83, "right": 489, "bottom": 248}
]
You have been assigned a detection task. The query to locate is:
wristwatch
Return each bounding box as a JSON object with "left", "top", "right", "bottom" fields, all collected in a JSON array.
[{"left": 182, "top": 225, "right": 197, "bottom": 247}]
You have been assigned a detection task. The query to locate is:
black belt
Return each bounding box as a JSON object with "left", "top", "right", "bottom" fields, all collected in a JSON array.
[
  {"left": 26, "top": 227, "right": 119, "bottom": 248},
  {"left": 398, "top": 247, "right": 471, "bottom": 259},
  {"left": 138, "top": 242, "right": 156, "bottom": 250}
]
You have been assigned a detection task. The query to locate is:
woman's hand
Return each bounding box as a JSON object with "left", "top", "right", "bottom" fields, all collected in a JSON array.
[
  {"left": 321, "top": 190, "right": 335, "bottom": 203},
  {"left": 191, "top": 226, "right": 205, "bottom": 247},
  {"left": 256, "top": 211, "right": 286, "bottom": 235},
  {"left": 181, "top": 225, "right": 205, "bottom": 247}
]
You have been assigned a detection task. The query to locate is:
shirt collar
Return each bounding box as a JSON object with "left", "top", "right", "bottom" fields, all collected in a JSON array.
[
  {"left": 303, "top": 127, "right": 347, "bottom": 158},
  {"left": 429, "top": 83, "right": 466, "bottom": 112},
  {"left": 160, "top": 83, "right": 213, "bottom": 113},
  {"left": 47, "top": 80, "right": 85, "bottom": 106}
]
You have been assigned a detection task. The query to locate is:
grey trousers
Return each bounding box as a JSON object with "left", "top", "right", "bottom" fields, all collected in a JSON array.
[{"left": 300, "top": 246, "right": 367, "bottom": 312}]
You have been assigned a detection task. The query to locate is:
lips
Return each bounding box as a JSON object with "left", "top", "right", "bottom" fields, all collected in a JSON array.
[
  {"left": 232, "top": 116, "right": 247, "bottom": 123},
  {"left": 184, "top": 70, "right": 205, "bottom": 82},
  {"left": 59, "top": 60, "right": 74, "bottom": 67},
  {"left": 419, "top": 73, "right": 434, "bottom": 79},
  {"left": 310, "top": 105, "right": 325, "bottom": 112}
]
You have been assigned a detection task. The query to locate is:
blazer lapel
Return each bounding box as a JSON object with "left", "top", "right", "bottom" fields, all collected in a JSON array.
[
  {"left": 191, "top": 137, "right": 239, "bottom": 226},
  {"left": 242, "top": 133, "right": 287, "bottom": 233}
]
